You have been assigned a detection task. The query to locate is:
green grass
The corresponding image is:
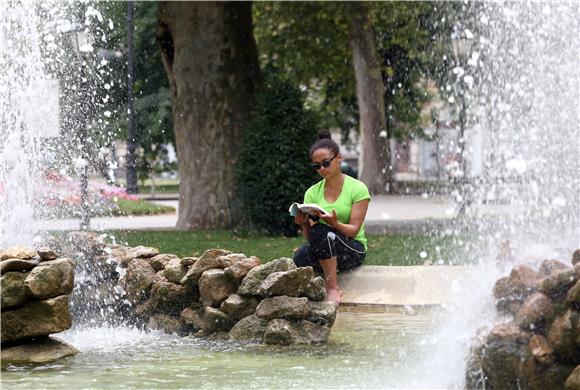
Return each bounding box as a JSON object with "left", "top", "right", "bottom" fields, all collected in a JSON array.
[
  {"left": 113, "top": 199, "right": 175, "bottom": 216},
  {"left": 110, "top": 230, "right": 464, "bottom": 266}
]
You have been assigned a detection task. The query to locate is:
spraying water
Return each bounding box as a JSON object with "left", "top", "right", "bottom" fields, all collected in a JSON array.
[
  {"left": 410, "top": 2, "right": 580, "bottom": 388},
  {"left": 1, "top": 1, "right": 120, "bottom": 248}
]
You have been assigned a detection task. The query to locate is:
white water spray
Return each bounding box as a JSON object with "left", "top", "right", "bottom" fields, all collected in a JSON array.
[{"left": 411, "top": 3, "right": 580, "bottom": 388}]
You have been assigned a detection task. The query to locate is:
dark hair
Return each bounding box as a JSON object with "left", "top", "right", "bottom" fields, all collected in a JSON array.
[{"left": 309, "top": 130, "right": 340, "bottom": 157}]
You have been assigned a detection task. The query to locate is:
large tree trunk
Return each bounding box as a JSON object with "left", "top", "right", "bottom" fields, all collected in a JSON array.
[
  {"left": 158, "top": 2, "right": 261, "bottom": 229},
  {"left": 349, "top": 3, "right": 393, "bottom": 194}
]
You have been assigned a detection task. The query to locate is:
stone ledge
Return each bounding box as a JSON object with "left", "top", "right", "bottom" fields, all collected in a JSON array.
[{"left": 338, "top": 265, "right": 472, "bottom": 307}]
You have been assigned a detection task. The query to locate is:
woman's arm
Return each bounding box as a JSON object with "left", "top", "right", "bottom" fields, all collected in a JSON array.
[
  {"left": 294, "top": 211, "right": 313, "bottom": 240},
  {"left": 320, "top": 199, "right": 369, "bottom": 238}
]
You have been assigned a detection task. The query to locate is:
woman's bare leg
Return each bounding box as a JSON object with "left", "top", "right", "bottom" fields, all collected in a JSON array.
[{"left": 318, "top": 256, "right": 342, "bottom": 305}]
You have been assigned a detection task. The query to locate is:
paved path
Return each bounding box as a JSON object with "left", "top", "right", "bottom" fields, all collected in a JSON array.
[{"left": 34, "top": 195, "right": 458, "bottom": 231}]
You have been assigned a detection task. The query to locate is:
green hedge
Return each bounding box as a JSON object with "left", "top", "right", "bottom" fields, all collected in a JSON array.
[{"left": 237, "top": 72, "right": 319, "bottom": 236}]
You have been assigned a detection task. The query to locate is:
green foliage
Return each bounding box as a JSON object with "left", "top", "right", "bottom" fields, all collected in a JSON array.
[
  {"left": 253, "top": 2, "right": 458, "bottom": 140},
  {"left": 253, "top": 2, "right": 353, "bottom": 133},
  {"left": 236, "top": 72, "right": 319, "bottom": 236}
]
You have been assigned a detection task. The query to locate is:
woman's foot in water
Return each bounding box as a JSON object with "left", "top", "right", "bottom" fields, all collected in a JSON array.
[{"left": 326, "top": 287, "right": 343, "bottom": 306}]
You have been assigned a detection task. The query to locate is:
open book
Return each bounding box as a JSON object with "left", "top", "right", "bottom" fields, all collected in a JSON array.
[{"left": 288, "top": 202, "right": 329, "bottom": 217}]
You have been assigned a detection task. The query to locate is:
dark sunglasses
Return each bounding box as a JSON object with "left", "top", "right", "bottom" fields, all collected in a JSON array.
[{"left": 311, "top": 154, "right": 338, "bottom": 171}]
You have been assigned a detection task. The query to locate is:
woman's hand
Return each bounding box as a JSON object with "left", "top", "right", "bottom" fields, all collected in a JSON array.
[
  {"left": 294, "top": 211, "right": 309, "bottom": 226},
  {"left": 319, "top": 209, "right": 338, "bottom": 228}
]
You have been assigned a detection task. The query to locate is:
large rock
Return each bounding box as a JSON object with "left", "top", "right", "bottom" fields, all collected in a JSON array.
[
  {"left": 538, "top": 259, "right": 570, "bottom": 277},
  {"left": 220, "top": 294, "right": 259, "bottom": 320},
  {"left": 198, "top": 269, "right": 239, "bottom": 307},
  {"left": 148, "top": 254, "right": 179, "bottom": 271},
  {"left": 495, "top": 265, "right": 541, "bottom": 297},
  {"left": 203, "top": 306, "right": 236, "bottom": 332},
  {"left": 237, "top": 258, "right": 296, "bottom": 296},
  {"left": 540, "top": 269, "right": 579, "bottom": 300},
  {"left": 148, "top": 314, "right": 182, "bottom": 334},
  {"left": 566, "top": 365, "right": 580, "bottom": 390},
  {"left": 122, "top": 259, "right": 156, "bottom": 302},
  {"left": 66, "top": 231, "right": 105, "bottom": 255},
  {"left": 229, "top": 314, "right": 268, "bottom": 341},
  {"left": 224, "top": 256, "right": 260, "bottom": 280},
  {"left": 481, "top": 322, "right": 531, "bottom": 390},
  {"left": 494, "top": 265, "right": 541, "bottom": 314},
  {"left": 303, "top": 276, "right": 326, "bottom": 301},
  {"left": 36, "top": 247, "right": 59, "bottom": 261},
  {"left": 306, "top": 301, "right": 337, "bottom": 327},
  {"left": 263, "top": 319, "right": 331, "bottom": 345},
  {"left": 1, "top": 295, "right": 72, "bottom": 343},
  {"left": 547, "top": 309, "right": 580, "bottom": 363},
  {"left": 0, "top": 337, "right": 78, "bottom": 366},
  {"left": 24, "top": 258, "right": 74, "bottom": 300},
  {"left": 465, "top": 342, "right": 486, "bottom": 390},
  {"left": 164, "top": 258, "right": 187, "bottom": 284},
  {"left": 258, "top": 267, "right": 313, "bottom": 297},
  {"left": 572, "top": 249, "right": 580, "bottom": 266},
  {"left": 566, "top": 280, "right": 580, "bottom": 305},
  {"left": 528, "top": 334, "right": 554, "bottom": 365},
  {"left": 181, "top": 257, "right": 198, "bottom": 267},
  {"left": 514, "top": 292, "right": 554, "bottom": 331},
  {"left": 1, "top": 272, "right": 29, "bottom": 308},
  {"left": 180, "top": 249, "right": 232, "bottom": 286},
  {"left": 180, "top": 306, "right": 205, "bottom": 330},
  {"left": 149, "top": 280, "right": 193, "bottom": 315},
  {"left": 521, "top": 356, "right": 576, "bottom": 390},
  {"left": 126, "top": 246, "right": 160, "bottom": 259},
  {"left": 1, "top": 246, "right": 36, "bottom": 260},
  {"left": 255, "top": 296, "right": 309, "bottom": 320},
  {"left": 105, "top": 244, "right": 133, "bottom": 267},
  {"left": 1, "top": 258, "right": 39, "bottom": 275}
]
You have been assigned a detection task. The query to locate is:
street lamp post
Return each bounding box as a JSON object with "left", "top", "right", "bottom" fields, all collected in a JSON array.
[
  {"left": 126, "top": 0, "right": 138, "bottom": 194},
  {"left": 451, "top": 27, "right": 475, "bottom": 215},
  {"left": 451, "top": 34, "right": 472, "bottom": 178},
  {"left": 68, "top": 28, "right": 93, "bottom": 230}
]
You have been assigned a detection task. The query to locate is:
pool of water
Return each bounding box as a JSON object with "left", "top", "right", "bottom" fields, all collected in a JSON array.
[{"left": 2, "top": 309, "right": 439, "bottom": 389}]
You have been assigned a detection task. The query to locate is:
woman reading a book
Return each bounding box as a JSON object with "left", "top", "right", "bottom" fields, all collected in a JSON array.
[{"left": 293, "top": 131, "right": 371, "bottom": 305}]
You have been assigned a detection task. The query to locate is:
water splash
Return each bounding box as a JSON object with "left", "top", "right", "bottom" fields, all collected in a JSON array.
[
  {"left": 1, "top": 1, "right": 121, "bottom": 248},
  {"left": 0, "top": 3, "right": 47, "bottom": 247},
  {"left": 413, "top": 2, "right": 580, "bottom": 388}
]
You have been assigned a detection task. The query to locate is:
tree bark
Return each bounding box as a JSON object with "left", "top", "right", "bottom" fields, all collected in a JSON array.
[
  {"left": 158, "top": 2, "right": 261, "bottom": 229},
  {"left": 349, "top": 2, "right": 393, "bottom": 194}
]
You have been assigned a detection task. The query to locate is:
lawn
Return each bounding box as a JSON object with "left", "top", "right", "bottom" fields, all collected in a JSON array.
[{"left": 110, "top": 230, "right": 465, "bottom": 266}]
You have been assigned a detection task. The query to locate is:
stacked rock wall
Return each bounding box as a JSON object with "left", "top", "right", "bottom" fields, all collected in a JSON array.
[
  {"left": 1, "top": 246, "right": 77, "bottom": 365},
  {"left": 120, "top": 248, "right": 336, "bottom": 344},
  {"left": 58, "top": 232, "right": 337, "bottom": 345},
  {"left": 466, "top": 249, "right": 580, "bottom": 390}
]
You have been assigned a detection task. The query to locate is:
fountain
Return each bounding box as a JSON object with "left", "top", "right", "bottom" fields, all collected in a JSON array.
[{"left": 1, "top": 1, "right": 579, "bottom": 389}]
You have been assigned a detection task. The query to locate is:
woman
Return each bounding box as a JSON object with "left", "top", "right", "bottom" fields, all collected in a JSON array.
[{"left": 293, "top": 131, "right": 371, "bottom": 305}]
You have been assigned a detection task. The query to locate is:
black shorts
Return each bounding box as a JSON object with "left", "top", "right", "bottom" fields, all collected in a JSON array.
[{"left": 293, "top": 223, "right": 366, "bottom": 273}]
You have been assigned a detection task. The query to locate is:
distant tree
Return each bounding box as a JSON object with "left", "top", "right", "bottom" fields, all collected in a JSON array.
[
  {"left": 348, "top": 2, "right": 391, "bottom": 193},
  {"left": 158, "top": 2, "right": 261, "bottom": 229}
]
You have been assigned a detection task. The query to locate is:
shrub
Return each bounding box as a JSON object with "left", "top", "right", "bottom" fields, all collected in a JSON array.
[{"left": 237, "top": 72, "right": 319, "bottom": 236}]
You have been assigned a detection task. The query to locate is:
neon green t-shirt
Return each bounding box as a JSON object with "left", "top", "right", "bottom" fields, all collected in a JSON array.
[{"left": 303, "top": 175, "right": 371, "bottom": 250}]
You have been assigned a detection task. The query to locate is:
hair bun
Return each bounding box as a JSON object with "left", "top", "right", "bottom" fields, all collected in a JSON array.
[{"left": 317, "top": 130, "right": 332, "bottom": 140}]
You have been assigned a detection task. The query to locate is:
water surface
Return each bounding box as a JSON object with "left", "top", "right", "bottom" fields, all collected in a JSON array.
[{"left": 2, "top": 310, "right": 437, "bottom": 389}]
